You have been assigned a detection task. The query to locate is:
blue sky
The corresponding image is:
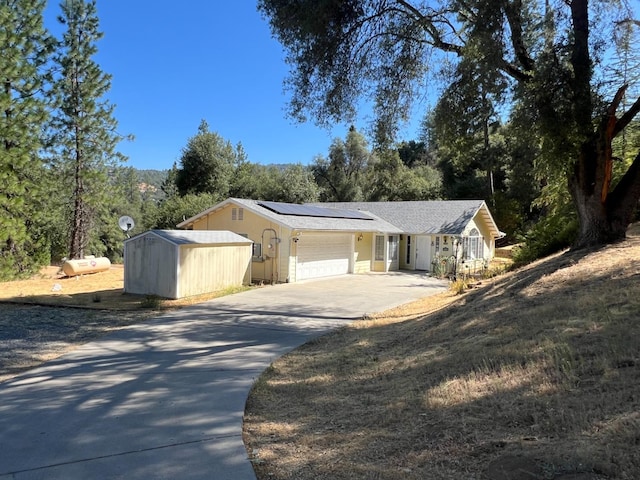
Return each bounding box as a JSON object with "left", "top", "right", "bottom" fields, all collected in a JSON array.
[{"left": 43, "top": 1, "right": 421, "bottom": 171}]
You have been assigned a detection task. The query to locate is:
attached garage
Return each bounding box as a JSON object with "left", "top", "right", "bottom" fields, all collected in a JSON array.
[
  {"left": 124, "top": 230, "right": 252, "bottom": 299},
  {"left": 177, "top": 198, "right": 404, "bottom": 284},
  {"left": 296, "top": 233, "right": 353, "bottom": 281}
]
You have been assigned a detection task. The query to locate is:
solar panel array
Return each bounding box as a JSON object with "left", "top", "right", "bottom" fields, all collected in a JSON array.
[{"left": 258, "top": 201, "right": 372, "bottom": 220}]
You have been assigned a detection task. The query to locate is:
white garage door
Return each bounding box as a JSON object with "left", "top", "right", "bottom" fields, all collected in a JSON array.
[{"left": 296, "top": 233, "right": 353, "bottom": 281}]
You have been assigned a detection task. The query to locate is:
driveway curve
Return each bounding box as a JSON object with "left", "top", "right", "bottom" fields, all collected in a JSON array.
[{"left": 0, "top": 272, "right": 446, "bottom": 480}]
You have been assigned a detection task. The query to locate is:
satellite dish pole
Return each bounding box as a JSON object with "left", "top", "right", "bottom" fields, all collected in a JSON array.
[{"left": 118, "top": 215, "right": 135, "bottom": 239}]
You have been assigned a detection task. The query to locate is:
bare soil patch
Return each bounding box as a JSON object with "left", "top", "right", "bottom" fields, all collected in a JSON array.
[{"left": 244, "top": 231, "right": 640, "bottom": 479}]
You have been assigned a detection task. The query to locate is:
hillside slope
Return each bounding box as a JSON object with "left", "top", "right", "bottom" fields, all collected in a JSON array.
[{"left": 244, "top": 232, "right": 640, "bottom": 479}]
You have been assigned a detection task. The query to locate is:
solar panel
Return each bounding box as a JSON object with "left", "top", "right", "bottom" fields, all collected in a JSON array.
[{"left": 258, "top": 201, "right": 372, "bottom": 220}]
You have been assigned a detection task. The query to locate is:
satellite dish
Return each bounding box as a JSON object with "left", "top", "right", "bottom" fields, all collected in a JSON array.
[{"left": 118, "top": 215, "right": 135, "bottom": 232}]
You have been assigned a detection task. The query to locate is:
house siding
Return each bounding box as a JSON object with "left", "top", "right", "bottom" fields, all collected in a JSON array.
[
  {"left": 176, "top": 244, "right": 251, "bottom": 298},
  {"left": 191, "top": 204, "right": 291, "bottom": 283},
  {"left": 464, "top": 214, "right": 494, "bottom": 260},
  {"left": 354, "top": 232, "right": 373, "bottom": 273}
]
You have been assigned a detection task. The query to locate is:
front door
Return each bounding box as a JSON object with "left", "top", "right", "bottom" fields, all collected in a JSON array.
[
  {"left": 415, "top": 235, "right": 431, "bottom": 270},
  {"left": 387, "top": 235, "right": 399, "bottom": 271}
]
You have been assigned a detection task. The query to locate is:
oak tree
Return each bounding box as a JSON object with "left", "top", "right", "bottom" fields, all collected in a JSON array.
[
  {"left": 259, "top": 0, "right": 640, "bottom": 247},
  {"left": 175, "top": 120, "right": 239, "bottom": 198}
]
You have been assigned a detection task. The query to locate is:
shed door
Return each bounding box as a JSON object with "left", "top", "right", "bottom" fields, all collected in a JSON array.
[{"left": 296, "top": 233, "right": 352, "bottom": 280}]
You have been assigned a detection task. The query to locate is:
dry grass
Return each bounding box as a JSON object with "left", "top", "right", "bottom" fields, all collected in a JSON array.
[
  {"left": 0, "top": 264, "right": 249, "bottom": 310},
  {"left": 244, "top": 231, "right": 640, "bottom": 479}
]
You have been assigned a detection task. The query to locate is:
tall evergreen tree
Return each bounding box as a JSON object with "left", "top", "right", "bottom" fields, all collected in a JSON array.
[
  {"left": 0, "top": 0, "right": 53, "bottom": 279},
  {"left": 51, "top": 0, "right": 127, "bottom": 259},
  {"left": 175, "top": 119, "right": 238, "bottom": 197}
]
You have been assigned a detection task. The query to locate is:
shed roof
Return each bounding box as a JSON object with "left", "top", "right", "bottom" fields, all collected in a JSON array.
[
  {"left": 177, "top": 198, "right": 402, "bottom": 234},
  {"left": 312, "top": 200, "right": 501, "bottom": 237},
  {"left": 128, "top": 229, "right": 253, "bottom": 246}
]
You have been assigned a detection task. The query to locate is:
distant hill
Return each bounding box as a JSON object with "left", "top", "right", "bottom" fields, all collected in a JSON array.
[
  {"left": 135, "top": 169, "right": 168, "bottom": 201},
  {"left": 135, "top": 169, "right": 168, "bottom": 187}
]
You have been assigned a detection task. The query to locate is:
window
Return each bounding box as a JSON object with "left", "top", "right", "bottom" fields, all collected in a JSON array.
[
  {"left": 375, "top": 235, "right": 385, "bottom": 261},
  {"left": 238, "top": 233, "right": 260, "bottom": 258},
  {"left": 406, "top": 235, "right": 411, "bottom": 264},
  {"left": 435, "top": 236, "right": 440, "bottom": 253},
  {"left": 231, "top": 207, "right": 244, "bottom": 221},
  {"left": 463, "top": 228, "right": 484, "bottom": 260},
  {"left": 389, "top": 236, "right": 398, "bottom": 261}
]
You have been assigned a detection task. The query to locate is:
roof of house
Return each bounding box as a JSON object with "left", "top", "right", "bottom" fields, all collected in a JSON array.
[
  {"left": 177, "top": 198, "right": 403, "bottom": 234},
  {"left": 127, "top": 229, "right": 253, "bottom": 246},
  {"left": 310, "top": 200, "right": 501, "bottom": 237}
]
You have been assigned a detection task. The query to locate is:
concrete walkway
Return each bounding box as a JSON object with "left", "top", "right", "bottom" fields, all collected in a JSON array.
[{"left": 0, "top": 272, "right": 446, "bottom": 479}]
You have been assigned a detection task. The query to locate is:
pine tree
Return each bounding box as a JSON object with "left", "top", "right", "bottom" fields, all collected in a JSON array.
[
  {"left": 51, "top": 0, "right": 127, "bottom": 259},
  {"left": 0, "top": 0, "right": 53, "bottom": 279}
]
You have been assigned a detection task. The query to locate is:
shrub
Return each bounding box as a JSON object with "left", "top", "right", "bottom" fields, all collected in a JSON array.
[
  {"left": 512, "top": 213, "right": 578, "bottom": 266},
  {"left": 449, "top": 278, "right": 469, "bottom": 295}
]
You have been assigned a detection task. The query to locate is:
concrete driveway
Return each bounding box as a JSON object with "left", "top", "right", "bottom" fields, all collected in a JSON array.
[{"left": 0, "top": 272, "right": 446, "bottom": 480}]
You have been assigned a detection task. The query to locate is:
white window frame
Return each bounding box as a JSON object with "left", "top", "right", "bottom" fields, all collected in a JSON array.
[
  {"left": 463, "top": 228, "right": 484, "bottom": 260},
  {"left": 374, "top": 235, "right": 385, "bottom": 261}
]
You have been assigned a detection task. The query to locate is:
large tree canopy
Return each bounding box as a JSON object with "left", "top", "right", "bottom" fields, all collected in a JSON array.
[
  {"left": 259, "top": 0, "right": 640, "bottom": 247},
  {"left": 175, "top": 119, "right": 239, "bottom": 198}
]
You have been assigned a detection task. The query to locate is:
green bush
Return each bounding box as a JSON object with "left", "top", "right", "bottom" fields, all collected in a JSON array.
[{"left": 512, "top": 213, "right": 578, "bottom": 265}]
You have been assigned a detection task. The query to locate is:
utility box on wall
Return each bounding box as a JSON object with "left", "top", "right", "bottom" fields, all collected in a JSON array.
[{"left": 124, "top": 230, "right": 253, "bottom": 299}]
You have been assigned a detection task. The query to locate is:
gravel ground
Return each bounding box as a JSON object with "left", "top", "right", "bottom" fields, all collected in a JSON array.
[{"left": 0, "top": 303, "right": 155, "bottom": 383}]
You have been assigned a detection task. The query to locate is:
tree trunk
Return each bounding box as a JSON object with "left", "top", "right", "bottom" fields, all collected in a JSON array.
[
  {"left": 569, "top": 110, "right": 640, "bottom": 248},
  {"left": 571, "top": 149, "right": 640, "bottom": 248},
  {"left": 69, "top": 116, "right": 85, "bottom": 260},
  {"left": 570, "top": 175, "right": 626, "bottom": 248},
  {"left": 570, "top": 88, "right": 640, "bottom": 248}
]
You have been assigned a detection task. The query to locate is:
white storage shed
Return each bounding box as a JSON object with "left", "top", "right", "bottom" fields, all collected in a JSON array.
[{"left": 124, "top": 230, "right": 253, "bottom": 299}]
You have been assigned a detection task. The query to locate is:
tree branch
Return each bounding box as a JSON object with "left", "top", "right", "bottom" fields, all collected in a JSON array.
[
  {"left": 504, "top": 0, "right": 535, "bottom": 73},
  {"left": 393, "top": 1, "right": 463, "bottom": 55},
  {"left": 613, "top": 93, "right": 640, "bottom": 138}
]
